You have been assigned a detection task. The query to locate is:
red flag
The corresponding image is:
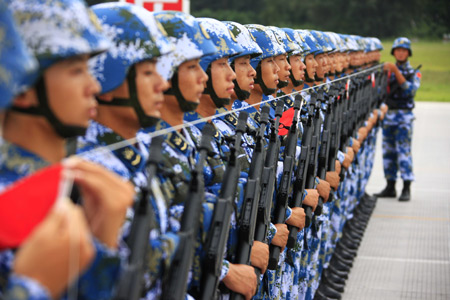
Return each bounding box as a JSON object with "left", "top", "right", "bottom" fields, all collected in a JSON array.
[
  {"left": 0, "top": 164, "right": 63, "bottom": 250},
  {"left": 278, "top": 107, "right": 295, "bottom": 136}
]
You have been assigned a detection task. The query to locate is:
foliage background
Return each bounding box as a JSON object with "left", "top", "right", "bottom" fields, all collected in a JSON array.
[{"left": 191, "top": 0, "right": 450, "bottom": 39}]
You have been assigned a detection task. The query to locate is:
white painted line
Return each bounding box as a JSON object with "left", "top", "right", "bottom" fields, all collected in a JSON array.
[{"left": 358, "top": 256, "right": 450, "bottom": 265}]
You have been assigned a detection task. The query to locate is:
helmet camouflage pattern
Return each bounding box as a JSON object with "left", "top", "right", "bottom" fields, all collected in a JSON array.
[
  {"left": 245, "top": 24, "right": 286, "bottom": 69},
  {"left": 90, "top": 2, "right": 174, "bottom": 93},
  {"left": 224, "top": 21, "right": 262, "bottom": 61},
  {"left": 197, "top": 17, "right": 243, "bottom": 71},
  {"left": 154, "top": 11, "right": 217, "bottom": 80},
  {"left": 8, "top": 0, "right": 110, "bottom": 80},
  {"left": 391, "top": 37, "right": 411, "bottom": 56},
  {"left": 0, "top": 2, "right": 37, "bottom": 107},
  {"left": 268, "top": 26, "right": 301, "bottom": 55}
]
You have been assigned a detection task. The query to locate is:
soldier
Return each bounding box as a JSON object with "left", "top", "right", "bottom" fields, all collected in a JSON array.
[
  {"left": 0, "top": 0, "right": 134, "bottom": 299},
  {"left": 75, "top": 3, "right": 181, "bottom": 298},
  {"left": 149, "top": 11, "right": 258, "bottom": 299},
  {"left": 0, "top": 4, "right": 95, "bottom": 299},
  {"left": 375, "top": 37, "right": 421, "bottom": 201}
]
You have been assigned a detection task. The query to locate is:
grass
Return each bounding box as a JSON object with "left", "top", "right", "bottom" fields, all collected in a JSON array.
[{"left": 380, "top": 40, "right": 450, "bottom": 102}]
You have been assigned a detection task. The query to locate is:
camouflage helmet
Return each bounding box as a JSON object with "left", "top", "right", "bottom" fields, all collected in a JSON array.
[
  {"left": 90, "top": 2, "right": 173, "bottom": 94},
  {"left": 224, "top": 21, "right": 262, "bottom": 101},
  {"left": 373, "top": 37, "right": 384, "bottom": 51},
  {"left": 197, "top": 18, "right": 243, "bottom": 108},
  {"left": 391, "top": 37, "right": 412, "bottom": 56},
  {"left": 297, "top": 29, "right": 323, "bottom": 56},
  {"left": 90, "top": 2, "right": 174, "bottom": 128},
  {"left": 310, "top": 30, "right": 334, "bottom": 53},
  {"left": 292, "top": 29, "right": 312, "bottom": 57},
  {"left": 8, "top": 0, "right": 110, "bottom": 79},
  {"left": 197, "top": 18, "right": 243, "bottom": 71},
  {"left": 155, "top": 11, "right": 217, "bottom": 112},
  {"left": 154, "top": 11, "right": 217, "bottom": 81},
  {"left": 268, "top": 26, "right": 301, "bottom": 55},
  {"left": 224, "top": 21, "right": 262, "bottom": 61},
  {"left": 245, "top": 24, "right": 286, "bottom": 69},
  {"left": 0, "top": 2, "right": 37, "bottom": 107},
  {"left": 8, "top": 0, "right": 110, "bottom": 138}
]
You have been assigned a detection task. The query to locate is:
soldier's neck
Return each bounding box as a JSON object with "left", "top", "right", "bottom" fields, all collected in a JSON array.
[
  {"left": 248, "top": 88, "right": 263, "bottom": 111},
  {"left": 3, "top": 112, "right": 66, "bottom": 163},
  {"left": 160, "top": 96, "right": 184, "bottom": 129},
  {"left": 281, "top": 82, "right": 294, "bottom": 95},
  {"left": 95, "top": 106, "right": 140, "bottom": 140},
  {"left": 196, "top": 95, "right": 216, "bottom": 120}
]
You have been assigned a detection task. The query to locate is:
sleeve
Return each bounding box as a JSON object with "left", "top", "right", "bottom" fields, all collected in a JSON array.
[
  {"left": 266, "top": 222, "right": 277, "bottom": 245},
  {"left": 400, "top": 70, "right": 421, "bottom": 98},
  {"left": 337, "top": 150, "right": 345, "bottom": 164},
  {"left": 219, "top": 259, "right": 230, "bottom": 281},
  {"left": 148, "top": 231, "right": 180, "bottom": 282},
  {"left": 73, "top": 238, "right": 125, "bottom": 300},
  {"left": 4, "top": 274, "right": 51, "bottom": 300},
  {"left": 284, "top": 207, "right": 293, "bottom": 222}
]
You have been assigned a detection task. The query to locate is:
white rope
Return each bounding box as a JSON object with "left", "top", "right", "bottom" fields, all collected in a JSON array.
[{"left": 77, "top": 64, "right": 383, "bottom": 157}]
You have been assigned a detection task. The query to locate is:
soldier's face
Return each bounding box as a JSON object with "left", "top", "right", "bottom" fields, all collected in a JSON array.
[
  {"left": 289, "top": 54, "right": 306, "bottom": 82},
  {"left": 44, "top": 55, "right": 99, "bottom": 128},
  {"left": 260, "top": 57, "right": 280, "bottom": 90},
  {"left": 234, "top": 55, "right": 256, "bottom": 92},
  {"left": 304, "top": 54, "right": 317, "bottom": 78},
  {"left": 328, "top": 53, "right": 336, "bottom": 73},
  {"left": 393, "top": 48, "right": 409, "bottom": 62},
  {"left": 315, "top": 53, "right": 326, "bottom": 78},
  {"left": 178, "top": 59, "right": 208, "bottom": 102},
  {"left": 275, "top": 54, "right": 291, "bottom": 83},
  {"left": 135, "top": 60, "right": 169, "bottom": 119},
  {"left": 210, "top": 57, "right": 236, "bottom": 99}
]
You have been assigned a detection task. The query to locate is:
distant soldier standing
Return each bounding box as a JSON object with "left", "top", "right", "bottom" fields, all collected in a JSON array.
[{"left": 375, "top": 37, "right": 421, "bottom": 201}]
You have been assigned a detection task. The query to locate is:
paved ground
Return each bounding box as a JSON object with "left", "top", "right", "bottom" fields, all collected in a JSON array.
[{"left": 342, "top": 102, "right": 450, "bottom": 300}]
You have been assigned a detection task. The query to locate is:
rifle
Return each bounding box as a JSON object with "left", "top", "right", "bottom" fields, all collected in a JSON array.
[
  {"left": 388, "top": 64, "right": 422, "bottom": 96},
  {"left": 200, "top": 112, "right": 248, "bottom": 300},
  {"left": 268, "top": 96, "right": 301, "bottom": 269},
  {"left": 253, "top": 101, "right": 284, "bottom": 268},
  {"left": 230, "top": 106, "right": 270, "bottom": 300},
  {"left": 286, "top": 95, "right": 314, "bottom": 248},
  {"left": 162, "top": 124, "right": 215, "bottom": 300},
  {"left": 114, "top": 136, "right": 163, "bottom": 300}
]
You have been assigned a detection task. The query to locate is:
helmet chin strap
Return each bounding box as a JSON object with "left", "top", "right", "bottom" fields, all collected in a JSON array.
[
  {"left": 277, "top": 80, "right": 289, "bottom": 89},
  {"left": 164, "top": 69, "right": 199, "bottom": 112},
  {"left": 11, "top": 76, "right": 87, "bottom": 138},
  {"left": 314, "top": 74, "right": 324, "bottom": 81},
  {"left": 96, "top": 66, "right": 159, "bottom": 128},
  {"left": 304, "top": 68, "right": 315, "bottom": 83},
  {"left": 287, "top": 57, "right": 303, "bottom": 87},
  {"left": 255, "top": 62, "right": 276, "bottom": 95},
  {"left": 204, "top": 65, "right": 230, "bottom": 108}
]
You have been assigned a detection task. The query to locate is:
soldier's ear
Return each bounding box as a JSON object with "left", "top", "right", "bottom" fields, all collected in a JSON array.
[
  {"left": 96, "top": 92, "right": 114, "bottom": 102},
  {"left": 12, "top": 88, "right": 39, "bottom": 108}
]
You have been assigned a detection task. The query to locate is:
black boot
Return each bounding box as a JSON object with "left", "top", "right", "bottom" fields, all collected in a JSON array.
[
  {"left": 374, "top": 180, "right": 396, "bottom": 197},
  {"left": 398, "top": 180, "right": 411, "bottom": 201}
]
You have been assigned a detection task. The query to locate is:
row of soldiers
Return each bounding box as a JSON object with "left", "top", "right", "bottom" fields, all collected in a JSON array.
[{"left": 0, "top": 1, "right": 389, "bottom": 300}]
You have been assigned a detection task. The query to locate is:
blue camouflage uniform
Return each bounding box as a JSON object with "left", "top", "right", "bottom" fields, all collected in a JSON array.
[
  {"left": 0, "top": 139, "right": 123, "bottom": 300},
  {"left": 76, "top": 121, "right": 179, "bottom": 299},
  {"left": 382, "top": 60, "right": 420, "bottom": 182}
]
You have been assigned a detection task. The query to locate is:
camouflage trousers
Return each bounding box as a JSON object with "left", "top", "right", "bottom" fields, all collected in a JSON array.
[{"left": 382, "top": 121, "right": 414, "bottom": 181}]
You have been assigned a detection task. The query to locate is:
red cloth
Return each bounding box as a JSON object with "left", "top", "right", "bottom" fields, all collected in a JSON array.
[
  {"left": 278, "top": 107, "right": 295, "bottom": 136},
  {"left": 0, "top": 164, "right": 63, "bottom": 250}
]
